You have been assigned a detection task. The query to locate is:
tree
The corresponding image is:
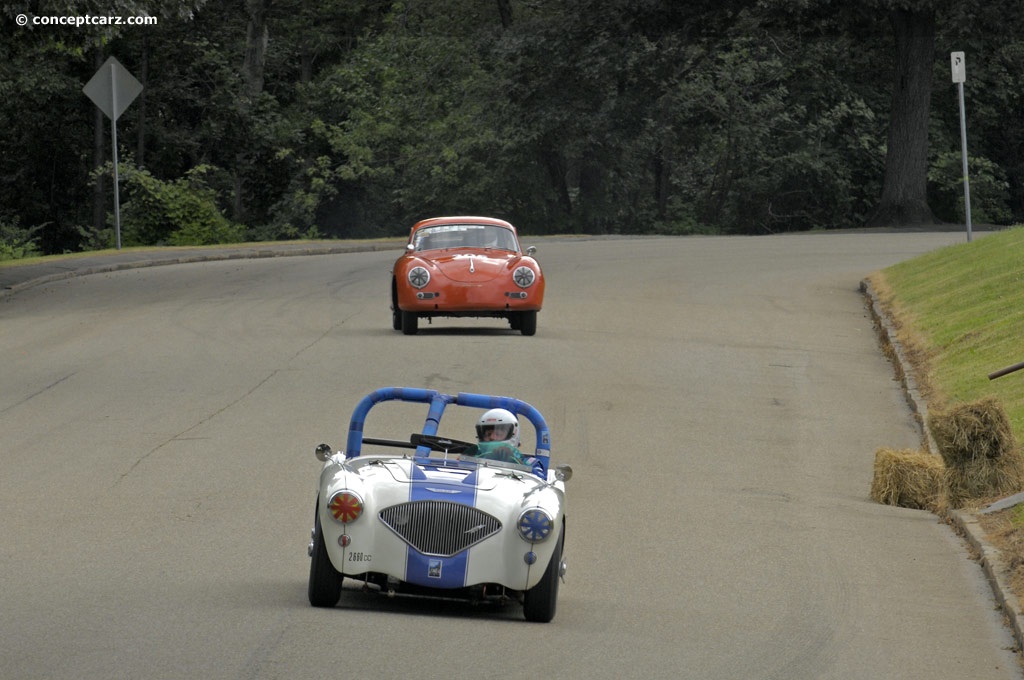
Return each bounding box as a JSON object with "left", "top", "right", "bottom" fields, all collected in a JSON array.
[
  {"left": 7, "top": 0, "right": 1024, "bottom": 255},
  {"left": 867, "top": 5, "right": 939, "bottom": 226}
]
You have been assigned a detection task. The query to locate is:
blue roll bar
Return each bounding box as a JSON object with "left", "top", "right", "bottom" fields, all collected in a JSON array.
[{"left": 344, "top": 387, "right": 551, "bottom": 471}]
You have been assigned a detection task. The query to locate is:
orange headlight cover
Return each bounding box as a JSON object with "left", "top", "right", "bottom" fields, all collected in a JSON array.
[{"left": 328, "top": 491, "right": 363, "bottom": 523}]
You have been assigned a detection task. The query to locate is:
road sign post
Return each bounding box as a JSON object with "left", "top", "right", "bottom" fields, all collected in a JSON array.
[
  {"left": 951, "top": 51, "right": 972, "bottom": 243},
  {"left": 83, "top": 57, "right": 143, "bottom": 250}
]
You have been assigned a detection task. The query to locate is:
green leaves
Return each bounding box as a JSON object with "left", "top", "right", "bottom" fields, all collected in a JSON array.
[
  {"left": 0, "top": 217, "right": 42, "bottom": 261},
  {"left": 5, "top": 0, "right": 1024, "bottom": 252},
  {"left": 115, "top": 162, "right": 244, "bottom": 246}
]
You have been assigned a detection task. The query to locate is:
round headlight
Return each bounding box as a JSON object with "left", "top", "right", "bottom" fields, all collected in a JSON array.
[
  {"left": 327, "top": 491, "right": 364, "bottom": 523},
  {"left": 517, "top": 508, "right": 553, "bottom": 543},
  {"left": 513, "top": 266, "right": 536, "bottom": 288},
  {"left": 408, "top": 266, "right": 430, "bottom": 289}
]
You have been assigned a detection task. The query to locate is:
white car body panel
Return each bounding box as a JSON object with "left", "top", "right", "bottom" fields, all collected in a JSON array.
[
  {"left": 317, "top": 454, "right": 565, "bottom": 591},
  {"left": 307, "top": 388, "right": 570, "bottom": 621}
]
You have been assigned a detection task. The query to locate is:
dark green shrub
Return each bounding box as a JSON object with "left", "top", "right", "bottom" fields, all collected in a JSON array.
[
  {"left": 928, "top": 151, "right": 1012, "bottom": 225},
  {"left": 0, "top": 217, "right": 42, "bottom": 260},
  {"left": 117, "top": 163, "right": 244, "bottom": 246}
]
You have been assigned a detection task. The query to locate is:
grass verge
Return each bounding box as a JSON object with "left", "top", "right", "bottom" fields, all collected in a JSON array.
[{"left": 867, "top": 226, "right": 1024, "bottom": 429}]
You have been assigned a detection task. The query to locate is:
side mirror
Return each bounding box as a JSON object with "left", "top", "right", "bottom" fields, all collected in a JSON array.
[
  {"left": 526, "top": 246, "right": 537, "bottom": 256},
  {"left": 406, "top": 243, "right": 415, "bottom": 252},
  {"left": 554, "top": 464, "right": 573, "bottom": 482},
  {"left": 315, "top": 443, "right": 334, "bottom": 462}
]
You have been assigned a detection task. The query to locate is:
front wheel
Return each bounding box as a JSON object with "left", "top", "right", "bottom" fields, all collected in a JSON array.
[
  {"left": 519, "top": 311, "right": 537, "bottom": 336},
  {"left": 401, "top": 310, "right": 419, "bottom": 335},
  {"left": 308, "top": 511, "right": 343, "bottom": 607},
  {"left": 523, "top": 526, "right": 563, "bottom": 622},
  {"left": 391, "top": 280, "right": 402, "bottom": 331}
]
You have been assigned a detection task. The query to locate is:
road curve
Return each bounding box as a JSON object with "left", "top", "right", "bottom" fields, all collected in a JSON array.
[{"left": 1, "top": 233, "right": 1019, "bottom": 679}]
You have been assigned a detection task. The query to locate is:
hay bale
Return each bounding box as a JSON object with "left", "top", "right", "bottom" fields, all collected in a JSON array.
[
  {"left": 944, "top": 452, "right": 1024, "bottom": 508},
  {"left": 929, "top": 397, "right": 1024, "bottom": 507},
  {"left": 870, "top": 447, "right": 945, "bottom": 511},
  {"left": 929, "top": 396, "right": 1017, "bottom": 465}
]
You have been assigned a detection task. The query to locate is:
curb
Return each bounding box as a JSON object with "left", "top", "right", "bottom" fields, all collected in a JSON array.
[
  {"left": 861, "top": 277, "right": 1024, "bottom": 654},
  {"left": 954, "top": 510, "right": 1024, "bottom": 650},
  {"left": 859, "top": 278, "right": 939, "bottom": 456}
]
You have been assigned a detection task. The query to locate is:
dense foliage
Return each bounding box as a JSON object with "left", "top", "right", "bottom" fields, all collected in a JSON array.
[{"left": 2, "top": 0, "right": 1023, "bottom": 255}]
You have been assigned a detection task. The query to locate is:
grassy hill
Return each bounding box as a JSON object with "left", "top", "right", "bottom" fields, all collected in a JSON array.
[{"left": 867, "top": 226, "right": 1024, "bottom": 436}]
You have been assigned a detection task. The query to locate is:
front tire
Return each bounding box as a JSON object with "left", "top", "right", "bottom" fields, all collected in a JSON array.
[
  {"left": 523, "top": 526, "right": 563, "bottom": 622},
  {"left": 519, "top": 311, "right": 537, "bottom": 336},
  {"left": 401, "top": 310, "right": 419, "bottom": 335},
  {"left": 391, "top": 280, "right": 402, "bottom": 331},
  {"left": 308, "top": 512, "right": 343, "bottom": 607}
]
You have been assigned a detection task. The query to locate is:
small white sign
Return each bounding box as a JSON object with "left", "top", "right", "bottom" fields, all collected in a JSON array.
[{"left": 951, "top": 51, "right": 966, "bottom": 83}]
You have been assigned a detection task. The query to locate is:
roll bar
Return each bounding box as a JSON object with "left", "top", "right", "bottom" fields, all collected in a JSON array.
[{"left": 344, "top": 387, "right": 551, "bottom": 472}]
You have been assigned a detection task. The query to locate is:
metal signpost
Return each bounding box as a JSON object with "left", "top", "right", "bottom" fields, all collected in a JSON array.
[
  {"left": 950, "top": 51, "right": 972, "bottom": 242},
  {"left": 83, "top": 57, "right": 143, "bottom": 250}
]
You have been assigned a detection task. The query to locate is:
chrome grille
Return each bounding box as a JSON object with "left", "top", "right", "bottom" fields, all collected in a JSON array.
[{"left": 378, "top": 500, "right": 501, "bottom": 557}]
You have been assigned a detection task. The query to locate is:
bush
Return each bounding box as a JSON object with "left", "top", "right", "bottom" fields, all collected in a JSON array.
[
  {"left": 0, "top": 217, "right": 42, "bottom": 260},
  {"left": 928, "top": 151, "right": 1012, "bottom": 225},
  {"left": 114, "top": 163, "right": 244, "bottom": 246}
]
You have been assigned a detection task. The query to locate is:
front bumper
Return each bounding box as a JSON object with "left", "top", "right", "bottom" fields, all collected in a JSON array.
[{"left": 397, "top": 283, "right": 543, "bottom": 314}]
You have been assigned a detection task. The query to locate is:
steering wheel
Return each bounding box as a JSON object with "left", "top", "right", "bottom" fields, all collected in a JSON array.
[{"left": 410, "top": 433, "right": 476, "bottom": 454}]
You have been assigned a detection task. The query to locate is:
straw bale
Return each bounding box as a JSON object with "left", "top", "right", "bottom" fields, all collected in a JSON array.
[
  {"left": 928, "top": 396, "right": 1017, "bottom": 466},
  {"left": 869, "top": 447, "right": 945, "bottom": 511},
  {"left": 945, "top": 450, "right": 1024, "bottom": 508},
  {"left": 926, "top": 397, "right": 1024, "bottom": 507}
]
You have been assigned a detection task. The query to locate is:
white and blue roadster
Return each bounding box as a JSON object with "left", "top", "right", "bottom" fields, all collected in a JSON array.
[{"left": 307, "top": 388, "right": 571, "bottom": 622}]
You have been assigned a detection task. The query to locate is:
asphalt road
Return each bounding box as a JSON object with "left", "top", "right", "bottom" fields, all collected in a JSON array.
[{"left": 1, "top": 233, "right": 1020, "bottom": 679}]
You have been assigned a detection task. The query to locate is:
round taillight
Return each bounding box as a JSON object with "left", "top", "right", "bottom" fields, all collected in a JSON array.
[{"left": 328, "top": 491, "right": 364, "bottom": 523}]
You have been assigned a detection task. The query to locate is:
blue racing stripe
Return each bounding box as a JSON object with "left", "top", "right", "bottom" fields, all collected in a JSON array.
[{"left": 404, "top": 464, "right": 477, "bottom": 588}]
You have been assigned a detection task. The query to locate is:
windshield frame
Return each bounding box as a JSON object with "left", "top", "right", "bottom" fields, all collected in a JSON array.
[{"left": 411, "top": 223, "right": 520, "bottom": 253}]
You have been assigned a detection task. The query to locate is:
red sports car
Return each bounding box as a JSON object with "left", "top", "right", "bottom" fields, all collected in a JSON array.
[{"left": 391, "top": 216, "right": 545, "bottom": 336}]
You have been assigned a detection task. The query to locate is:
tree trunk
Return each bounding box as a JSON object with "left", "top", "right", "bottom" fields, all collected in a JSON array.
[
  {"left": 653, "top": 153, "right": 669, "bottom": 221},
  {"left": 578, "top": 156, "right": 606, "bottom": 233},
  {"left": 540, "top": 138, "right": 573, "bottom": 219},
  {"left": 92, "top": 47, "right": 106, "bottom": 236},
  {"left": 236, "top": 0, "right": 271, "bottom": 220},
  {"left": 242, "top": 0, "right": 270, "bottom": 100},
  {"left": 136, "top": 36, "right": 148, "bottom": 167},
  {"left": 496, "top": 0, "right": 513, "bottom": 28},
  {"left": 867, "top": 7, "right": 938, "bottom": 227}
]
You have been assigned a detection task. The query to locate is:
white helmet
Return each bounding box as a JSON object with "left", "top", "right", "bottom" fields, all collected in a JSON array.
[{"left": 475, "top": 408, "right": 520, "bottom": 447}]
